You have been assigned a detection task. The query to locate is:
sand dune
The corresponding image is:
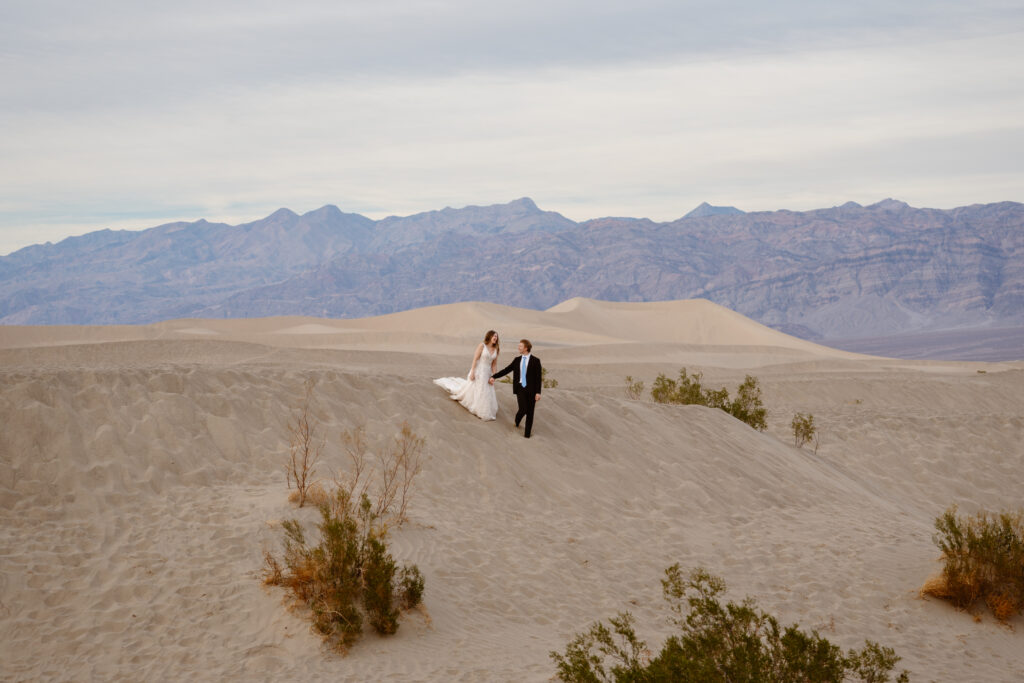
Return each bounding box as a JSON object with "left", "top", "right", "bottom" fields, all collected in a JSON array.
[
  {"left": 1, "top": 299, "right": 1022, "bottom": 681},
  {"left": 0, "top": 298, "right": 858, "bottom": 359}
]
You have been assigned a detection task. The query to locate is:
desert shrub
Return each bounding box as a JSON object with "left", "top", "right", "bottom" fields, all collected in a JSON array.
[
  {"left": 289, "top": 480, "right": 332, "bottom": 507},
  {"left": 923, "top": 505, "right": 1024, "bottom": 622},
  {"left": 268, "top": 422, "right": 428, "bottom": 651},
  {"left": 552, "top": 565, "right": 908, "bottom": 682},
  {"left": 624, "top": 376, "right": 645, "bottom": 400},
  {"left": 264, "top": 489, "right": 425, "bottom": 652},
  {"left": 792, "top": 412, "right": 817, "bottom": 449},
  {"left": 285, "top": 379, "right": 325, "bottom": 507},
  {"left": 727, "top": 375, "right": 767, "bottom": 431},
  {"left": 338, "top": 422, "right": 425, "bottom": 525},
  {"left": 651, "top": 368, "right": 724, "bottom": 408},
  {"left": 651, "top": 369, "right": 767, "bottom": 431},
  {"left": 399, "top": 565, "right": 425, "bottom": 610},
  {"left": 363, "top": 535, "right": 400, "bottom": 634}
]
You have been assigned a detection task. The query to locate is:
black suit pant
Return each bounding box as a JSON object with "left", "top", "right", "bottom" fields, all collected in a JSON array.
[{"left": 515, "top": 391, "right": 536, "bottom": 437}]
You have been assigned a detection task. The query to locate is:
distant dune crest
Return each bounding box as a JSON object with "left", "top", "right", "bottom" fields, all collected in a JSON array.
[{"left": 0, "top": 297, "right": 862, "bottom": 362}]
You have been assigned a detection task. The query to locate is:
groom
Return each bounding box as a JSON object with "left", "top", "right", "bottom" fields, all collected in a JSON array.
[{"left": 490, "top": 339, "right": 542, "bottom": 438}]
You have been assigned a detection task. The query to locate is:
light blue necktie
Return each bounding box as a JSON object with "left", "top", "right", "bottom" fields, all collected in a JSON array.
[{"left": 520, "top": 356, "right": 527, "bottom": 387}]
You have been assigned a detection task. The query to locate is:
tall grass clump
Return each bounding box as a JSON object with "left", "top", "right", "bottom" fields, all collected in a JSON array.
[
  {"left": 552, "top": 565, "right": 908, "bottom": 682},
  {"left": 923, "top": 505, "right": 1024, "bottom": 622},
  {"left": 651, "top": 368, "right": 767, "bottom": 431}
]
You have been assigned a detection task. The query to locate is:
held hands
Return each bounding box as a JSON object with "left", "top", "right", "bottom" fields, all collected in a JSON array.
[{"left": 488, "top": 377, "right": 495, "bottom": 385}]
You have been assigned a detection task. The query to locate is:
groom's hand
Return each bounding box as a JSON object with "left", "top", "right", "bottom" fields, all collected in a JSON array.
[
  {"left": 535, "top": 393, "right": 541, "bottom": 402},
  {"left": 488, "top": 378, "right": 495, "bottom": 385}
]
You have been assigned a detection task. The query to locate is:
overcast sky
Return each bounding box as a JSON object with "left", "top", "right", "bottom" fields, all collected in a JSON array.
[{"left": 1, "top": 0, "right": 1022, "bottom": 254}]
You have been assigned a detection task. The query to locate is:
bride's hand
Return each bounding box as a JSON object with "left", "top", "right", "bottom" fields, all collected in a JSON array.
[{"left": 469, "top": 372, "right": 475, "bottom": 381}]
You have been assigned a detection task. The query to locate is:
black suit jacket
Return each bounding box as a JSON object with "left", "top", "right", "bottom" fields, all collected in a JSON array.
[{"left": 493, "top": 354, "right": 542, "bottom": 396}]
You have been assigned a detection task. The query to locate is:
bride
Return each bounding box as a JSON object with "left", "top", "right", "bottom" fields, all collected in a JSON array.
[{"left": 434, "top": 330, "right": 500, "bottom": 420}]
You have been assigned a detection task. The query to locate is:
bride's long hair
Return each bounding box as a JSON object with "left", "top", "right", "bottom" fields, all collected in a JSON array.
[{"left": 484, "top": 330, "right": 500, "bottom": 355}]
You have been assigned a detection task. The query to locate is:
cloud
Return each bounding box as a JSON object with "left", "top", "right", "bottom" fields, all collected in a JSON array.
[
  {"left": 4, "top": 0, "right": 1020, "bottom": 110},
  {"left": 1, "top": 1, "right": 1022, "bottom": 254}
]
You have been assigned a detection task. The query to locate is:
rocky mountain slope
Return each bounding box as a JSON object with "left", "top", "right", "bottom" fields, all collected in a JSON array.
[{"left": 2, "top": 197, "right": 1021, "bottom": 343}]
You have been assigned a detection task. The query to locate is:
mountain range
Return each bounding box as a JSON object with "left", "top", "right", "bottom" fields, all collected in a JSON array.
[{"left": 2, "top": 197, "right": 1022, "bottom": 356}]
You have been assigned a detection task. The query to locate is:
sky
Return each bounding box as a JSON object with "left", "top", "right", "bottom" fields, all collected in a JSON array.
[{"left": 1, "top": 0, "right": 1023, "bottom": 255}]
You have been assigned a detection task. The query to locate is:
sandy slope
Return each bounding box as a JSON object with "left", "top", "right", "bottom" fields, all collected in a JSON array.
[{"left": 1, "top": 298, "right": 1022, "bottom": 681}]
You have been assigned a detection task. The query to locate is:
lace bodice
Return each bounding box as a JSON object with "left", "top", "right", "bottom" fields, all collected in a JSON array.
[{"left": 474, "top": 346, "right": 497, "bottom": 377}]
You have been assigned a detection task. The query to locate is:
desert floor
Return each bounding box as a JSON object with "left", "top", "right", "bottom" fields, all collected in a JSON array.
[{"left": 1, "top": 298, "right": 1022, "bottom": 681}]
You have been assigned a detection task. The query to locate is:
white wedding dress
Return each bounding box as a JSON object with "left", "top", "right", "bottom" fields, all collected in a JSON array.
[{"left": 434, "top": 346, "right": 499, "bottom": 421}]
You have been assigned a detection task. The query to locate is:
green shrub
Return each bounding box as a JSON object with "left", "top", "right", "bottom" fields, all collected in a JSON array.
[
  {"left": 363, "top": 535, "right": 400, "bottom": 634},
  {"left": 792, "top": 412, "right": 817, "bottom": 449},
  {"left": 264, "top": 489, "right": 425, "bottom": 652},
  {"left": 727, "top": 375, "right": 767, "bottom": 431},
  {"left": 651, "top": 369, "right": 767, "bottom": 431},
  {"left": 552, "top": 565, "right": 908, "bottom": 682},
  {"left": 924, "top": 505, "right": 1024, "bottom": 622},
  {"left": 399, "top": 565, "right": 426, "bottom": 610}
]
